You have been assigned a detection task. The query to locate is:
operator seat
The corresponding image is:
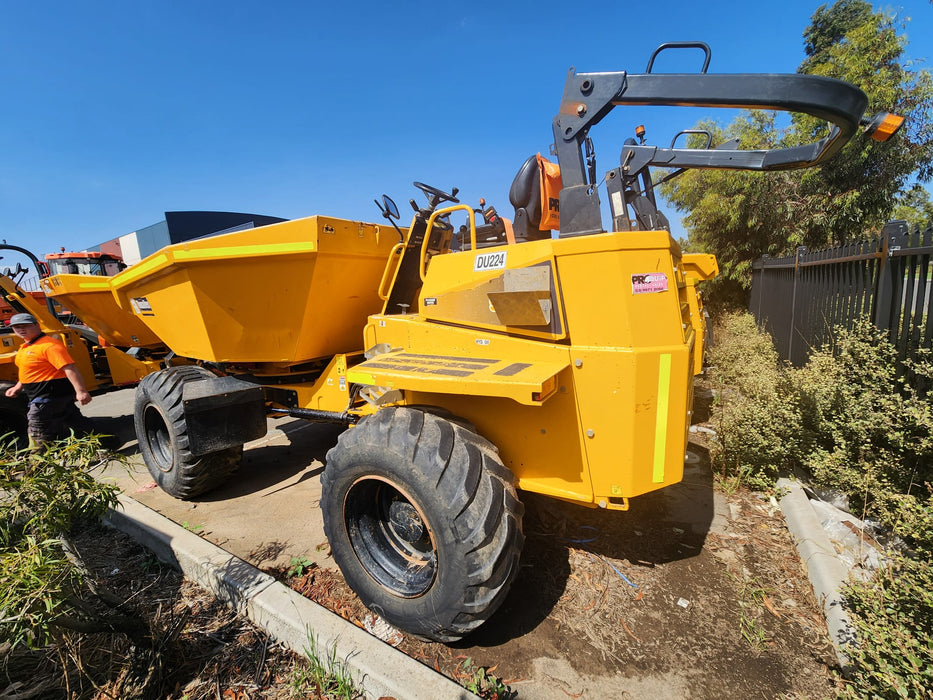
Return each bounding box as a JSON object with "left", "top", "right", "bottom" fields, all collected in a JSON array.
[{"left": 509, "top": 156, "right": 553, "bottom": 242}]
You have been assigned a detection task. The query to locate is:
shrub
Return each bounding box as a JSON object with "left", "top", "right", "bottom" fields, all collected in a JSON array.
[
  {"left": 708, "top": 313, "right": 933, "bottom": 698},
  {"left": 794, "top": 321, "right": 933, "bottom": 551},
  {"left": 839, "top": 553, "right": 933, "bottom": 699},
  {"left": 706, "top": 313, "right": 802, "bottom": 488},
  {"left": 0, "top": 433, "right": 121, "bottom": 648}
]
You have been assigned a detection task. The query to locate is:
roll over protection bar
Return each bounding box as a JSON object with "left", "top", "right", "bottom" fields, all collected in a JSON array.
[{"left": 551, "top": 48, "right": 876, "bottom": 235}]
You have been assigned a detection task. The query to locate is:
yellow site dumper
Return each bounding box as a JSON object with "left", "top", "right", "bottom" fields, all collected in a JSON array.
[
  {"left": 119, "top": 44, "right": 902, "bottom": 643},
  {"left": 0, "top": 245, "right": 164, "bottom": 437}
]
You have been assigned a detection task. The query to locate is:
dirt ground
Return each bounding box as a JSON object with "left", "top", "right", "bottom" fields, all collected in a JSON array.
[
  {"left": 281, "top": 443, "right": 841, "bottom": 699},
  {"left": 1, "top": 524, "right": 312, "bottom": 699},
  {"left": 2, "top": 389, "right": 845, "bottom": 699}
]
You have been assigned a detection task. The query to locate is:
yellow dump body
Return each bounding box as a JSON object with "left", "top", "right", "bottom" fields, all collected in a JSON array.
[
  {"left": 40, "top": 274, "right": 164, "bottom": 348},
  {"left": 110, "top": 216, "right": 398, "bottom": 363}
]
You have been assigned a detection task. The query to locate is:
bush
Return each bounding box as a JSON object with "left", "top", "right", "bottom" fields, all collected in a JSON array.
[
  {"left": 794, "top": 321, "right": 933, "bottom": 552},
  {"left": 0, "top": 434, "right": 120, "bottom": 648},
  {"left": 839, "top": 553, "right": 933, "bottom": 699},
  {"left": 706, "top": 313, "right": 802, "bottom": 489},
  {"left": 708, "top": 313, "right": 933, "bottom": 698}
]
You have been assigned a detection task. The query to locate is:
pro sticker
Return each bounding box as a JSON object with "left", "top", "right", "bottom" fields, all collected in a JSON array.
[{"left": 632, "top": 273, "right": 669, "bottom": 294}]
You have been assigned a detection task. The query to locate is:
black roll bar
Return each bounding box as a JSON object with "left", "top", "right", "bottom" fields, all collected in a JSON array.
[{"left": 552, "top": 67, "right": 869, "bottom": 235}]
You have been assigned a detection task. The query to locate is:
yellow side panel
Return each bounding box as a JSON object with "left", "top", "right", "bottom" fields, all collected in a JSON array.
[
  {"left": 568, "top": 347, "right": 691, "bottom": 500},
  {"left": 0, "top": 350, "right": 18, "bottom": 383},
  {"left": 404, "top": 372, "right": 594, "bottom": 505},
  {"left": 102, "top": 346, "right": 161, "bottom": 386},
  {"left": 420, "top": 240, "right": 567, "bottom": 341}
]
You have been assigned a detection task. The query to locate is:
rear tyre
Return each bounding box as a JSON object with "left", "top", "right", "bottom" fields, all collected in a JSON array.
[
  {"left": 134, "top": 366, "right": 242, "bottom": 499},
  {"left": 322, "top": 407, "right": 524, "bottom": 642}
]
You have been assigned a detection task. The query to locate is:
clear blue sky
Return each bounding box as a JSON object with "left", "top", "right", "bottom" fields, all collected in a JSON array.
[{"left": 1, "top": 0, "right": 931, "bottom": 265}]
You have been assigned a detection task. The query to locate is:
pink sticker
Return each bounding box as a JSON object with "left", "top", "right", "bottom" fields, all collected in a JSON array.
[{"left": 632, "top": 273, "right": 669, "bottom": 294}]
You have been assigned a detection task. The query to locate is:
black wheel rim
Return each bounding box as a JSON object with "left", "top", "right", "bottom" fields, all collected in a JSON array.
[
  {"left": 143, "top": 404, "right": 173, "bottom": 473},
  {"left": 343, "top": 476, "right": 437, "bottom": 597}
]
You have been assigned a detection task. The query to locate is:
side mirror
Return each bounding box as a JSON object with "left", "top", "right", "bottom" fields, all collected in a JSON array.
[
  {"left": 13, "top": 262, "right": 23, "bottom": 276},
  {"left": 375, "top": 195, "right": 400, "bottom": 221}
]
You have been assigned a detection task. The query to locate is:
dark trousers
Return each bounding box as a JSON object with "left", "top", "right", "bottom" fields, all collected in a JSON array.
[{"left": 26, "top": 396, "right": 92, "bottom": 444}]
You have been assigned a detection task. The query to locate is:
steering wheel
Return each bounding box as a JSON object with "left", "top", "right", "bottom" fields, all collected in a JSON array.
[{"left": 413, "top": 181, "right": 459, "bottom": 205}]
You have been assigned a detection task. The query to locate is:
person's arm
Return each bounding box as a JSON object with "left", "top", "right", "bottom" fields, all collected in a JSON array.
[
  {"left": 61, "top": 364, "right": 91, "bottom": 405},
  {"left": 4, "top": 381, "right": 23, "bottom": 398}
]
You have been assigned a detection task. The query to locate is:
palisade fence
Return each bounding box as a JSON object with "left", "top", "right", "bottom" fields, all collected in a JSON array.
[{"left": 749, "top": 219, "right": 933, "bottom": 366}]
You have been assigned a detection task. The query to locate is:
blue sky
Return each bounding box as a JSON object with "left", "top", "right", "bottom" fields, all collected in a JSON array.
[{"left": 1, "top": 0, "right": 931, "bottom": 265}]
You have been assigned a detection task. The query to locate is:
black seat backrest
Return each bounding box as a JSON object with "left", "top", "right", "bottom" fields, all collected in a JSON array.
[{"left": 509, "top": 156, "right": 551, "bottom": 242}]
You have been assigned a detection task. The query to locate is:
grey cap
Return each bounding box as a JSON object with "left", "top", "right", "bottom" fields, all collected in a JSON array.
[{"left": 9, "top": 313, "right": 39, "bottom": 326}]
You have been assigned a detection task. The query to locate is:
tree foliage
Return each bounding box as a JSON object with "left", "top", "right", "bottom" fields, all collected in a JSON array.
[
  {"left": 892, "top": 183, "right": 933, "bottom": 227},
  {"left": 661, "top": 0, "right": 933, "bottom": 306}
]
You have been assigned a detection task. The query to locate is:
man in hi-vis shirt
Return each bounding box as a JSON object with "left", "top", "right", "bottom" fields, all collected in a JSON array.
[{"left": 4, "top": 313, "right": 92, "bottom": 445}]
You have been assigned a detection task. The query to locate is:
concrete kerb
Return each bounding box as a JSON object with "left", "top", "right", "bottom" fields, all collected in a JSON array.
[
  {"left": 105, "top": 495, "right": 480, "bottom": 700},
  {"left": 776, "top": 478, "right": 855, "bottom": 672}
]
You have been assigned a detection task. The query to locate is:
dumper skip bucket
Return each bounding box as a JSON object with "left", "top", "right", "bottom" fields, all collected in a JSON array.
[
  {"left": 40, "top": 274, "right": 164, "bottom": 348},
  {"left": 110, "top": 216, "right": 398, "bottom": 364}
]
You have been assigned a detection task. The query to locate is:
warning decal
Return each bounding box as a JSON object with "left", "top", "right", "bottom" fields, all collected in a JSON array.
[{"left": 632, "top": 273, "right": 669, "bottom": 295}]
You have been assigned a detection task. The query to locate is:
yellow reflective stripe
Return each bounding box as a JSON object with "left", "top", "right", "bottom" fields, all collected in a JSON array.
[
  {"left": 348, "top": 371, "right": 376, "bottom": 385},
  {"left": 77, "top": 281, "right": 111, "bottom": 289},
  {"left": 653, "top": 353, "right": 672, "bottom": 483},
  {"left": 113, "top": 254, "right": 169, "bottom": 286},
  {"left": 173, "top": 242, "right": 316, "bottom": 260}
]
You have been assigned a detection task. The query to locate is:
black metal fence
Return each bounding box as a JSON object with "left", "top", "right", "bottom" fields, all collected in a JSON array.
[{"left": 749, "top": 220, "right": 933, "bottom": 366}]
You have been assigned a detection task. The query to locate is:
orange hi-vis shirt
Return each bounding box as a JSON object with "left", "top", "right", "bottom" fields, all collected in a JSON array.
[{"left": 15, "top": 334, "right": 75, "bottom": 384}]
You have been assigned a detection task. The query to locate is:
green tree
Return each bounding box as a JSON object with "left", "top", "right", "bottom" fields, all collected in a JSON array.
[
  {"left": 661, "top": 0, "right": 933, "bottom": 306},
  {"left": 892, "top": 183, "right": 933, "bottom": 227}
]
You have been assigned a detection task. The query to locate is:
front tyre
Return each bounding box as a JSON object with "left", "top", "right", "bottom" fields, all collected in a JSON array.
[
  {"left": 134, "top": 366, "right": 242, "bottom": 499},
  {"left": 322, "top": 407, "right": 524, "bottom": 642}
]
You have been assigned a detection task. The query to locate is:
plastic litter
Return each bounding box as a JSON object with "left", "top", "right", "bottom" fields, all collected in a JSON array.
[
  {"left": 563, "top": 525, "right": 600, "bottom": 545},
  {"left": 362, "top": 614, "right": 404, "bottom": 647},
  {"left": 808, "top": 497, "right": 885, "bottom": 574},
  {"left": 586, "top": 552, "right": 639, "bottom": 588},
  {"left": 677, "top": 598, "right": 690, "bottom": 609}
]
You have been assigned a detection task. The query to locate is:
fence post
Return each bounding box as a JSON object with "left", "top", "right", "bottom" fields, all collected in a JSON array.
[
  {"left": 873, "top": 220, "right": 909, "bottom": 336},
  {"left": 787, "top": 246, "right": 806, "bottom": 363}
]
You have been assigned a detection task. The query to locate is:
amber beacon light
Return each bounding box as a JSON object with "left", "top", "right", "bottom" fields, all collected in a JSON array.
[{"left": 862, "top": 112, "right": 905, "bottom": 142}]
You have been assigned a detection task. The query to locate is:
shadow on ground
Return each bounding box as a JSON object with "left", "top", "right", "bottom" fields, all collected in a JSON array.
[{"left": 455, "top": 442, "right": 716, "bottom": 648}]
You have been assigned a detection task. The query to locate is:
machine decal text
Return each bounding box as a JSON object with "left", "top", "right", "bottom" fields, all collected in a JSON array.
[
  {"left": 474, "top": 251, "right": 507, "bottom": 272},
  {"left": 632, "top": 273, "right": 668, "bottom": 295}
]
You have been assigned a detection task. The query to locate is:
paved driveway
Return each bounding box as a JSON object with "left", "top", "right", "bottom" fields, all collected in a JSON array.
[{"left": 89, "top": 387, "right": 341, "bottom": 572}]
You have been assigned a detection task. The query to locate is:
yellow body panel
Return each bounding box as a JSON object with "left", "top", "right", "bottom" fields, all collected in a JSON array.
[
  {"left": 102, "top": 346, "right": 162, "bottom": 385},
  {"left": 110, "top": 216, "right": 397, "bottom": 363},
  {"left": 40, "top": 274, "right": 163, "bottom": 348},
  {"left": 357, "top": 229, "right": 700, "bottom": 507},
  {"left": 681, "top": 254, "right": 718, "bottom": 375}
]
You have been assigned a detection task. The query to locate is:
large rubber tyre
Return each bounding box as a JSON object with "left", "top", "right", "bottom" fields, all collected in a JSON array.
[
  {"left": 322, "top": 407, "right": 524, "bottom": 642},
  {"left": 134, "top": 366, "right": 243, "bottom": 499}
]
